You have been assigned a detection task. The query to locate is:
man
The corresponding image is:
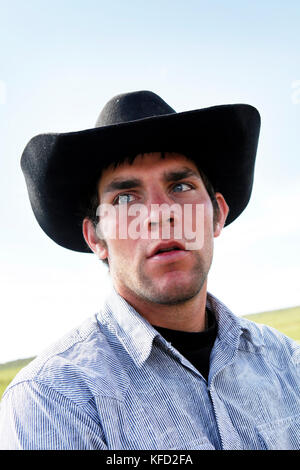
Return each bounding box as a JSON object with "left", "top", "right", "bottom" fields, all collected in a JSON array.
[{"left": 0, "top": 91, "right": 299, "bottom": 450}]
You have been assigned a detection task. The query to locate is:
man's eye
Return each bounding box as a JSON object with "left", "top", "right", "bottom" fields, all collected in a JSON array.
[
  {"left": 172, "top": 182, "right": 193, "bottom": 193},
  {"left": 114, "top": 193, "right": 135, "bottom": 205}
]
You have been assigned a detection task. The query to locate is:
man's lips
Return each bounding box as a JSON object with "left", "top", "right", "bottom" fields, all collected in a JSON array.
[
  {"left": 148, "top": 249, "right": 189, "bottom": 263},
  {"left": 147, "top": 241, "right": 189, "bottom": 262}
]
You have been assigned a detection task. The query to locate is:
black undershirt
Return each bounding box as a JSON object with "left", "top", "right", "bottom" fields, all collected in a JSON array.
[{"left": 152, "top": 309, "right": 217, "bottom": 381}]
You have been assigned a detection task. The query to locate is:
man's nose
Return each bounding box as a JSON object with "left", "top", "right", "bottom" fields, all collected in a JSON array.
[
  {"left": 146, "top": 204, "right": 174, "bottom": 227},
  {"left": 142, "top": 189, "right": 181, "bottom": 232}
]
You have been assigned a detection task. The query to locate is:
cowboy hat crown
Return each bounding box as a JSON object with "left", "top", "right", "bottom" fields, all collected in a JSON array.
[{"left": 95, "top": 90, "right": 176, "bottom": 127}]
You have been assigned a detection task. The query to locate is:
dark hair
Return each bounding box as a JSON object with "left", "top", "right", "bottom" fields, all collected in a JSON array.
[{"left": 83, "top": 154, "right": 220, "bottom": 262}]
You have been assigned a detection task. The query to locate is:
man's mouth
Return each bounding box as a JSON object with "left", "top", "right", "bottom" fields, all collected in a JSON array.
[
  {"left": 147, "top": 241, "right": 189, "bottom": 262},
  {"left": 156, "top": 246, "right": 181, "bottom": 254}
]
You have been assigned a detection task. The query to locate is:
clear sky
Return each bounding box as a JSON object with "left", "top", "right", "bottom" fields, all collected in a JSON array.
[{"left": 0, "top": 0, "right": 299, "bottom": 363}]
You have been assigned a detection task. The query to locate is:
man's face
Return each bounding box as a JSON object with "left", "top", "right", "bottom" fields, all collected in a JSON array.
[{"left": 93, "top": 152, "right": 227, "bottom": 306}]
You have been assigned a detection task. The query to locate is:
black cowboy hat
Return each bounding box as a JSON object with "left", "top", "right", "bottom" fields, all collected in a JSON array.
[{"left": 21, "top": 90, "right": 261, "bottom": 252}]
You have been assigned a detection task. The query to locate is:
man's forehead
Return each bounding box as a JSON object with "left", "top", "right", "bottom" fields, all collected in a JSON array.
[{"left": 98, "top": 152, "right": 201, "bottom": 191}]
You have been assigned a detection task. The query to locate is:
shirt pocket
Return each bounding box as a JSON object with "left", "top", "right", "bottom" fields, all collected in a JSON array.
[{"left": 256, "top": 414, "right": 300, "bottom": 450}]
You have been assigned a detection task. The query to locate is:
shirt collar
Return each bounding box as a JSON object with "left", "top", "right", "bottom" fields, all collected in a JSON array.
[
  {"left": 97, "top": 287, "right": 160, "bottom": 367},
  {"left": 207, "top": 292, "right": 265, "bottom": 351},
  {"left": 206, "top": 292, "right": 242, "bottom": 347},
  {"left": 97, "top": 287, "right": 263, "bottom": 368}
]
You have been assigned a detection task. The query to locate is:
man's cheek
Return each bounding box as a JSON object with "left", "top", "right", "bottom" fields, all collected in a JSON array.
[
  {"left": 183, "top": 204, "right": 205, "bottom": 250},
  {"left": 96, "top": 205, "right": 132, "bottom": 242},
  {"left": 96, "top": 204, "right": 117, "bottom": 241}
]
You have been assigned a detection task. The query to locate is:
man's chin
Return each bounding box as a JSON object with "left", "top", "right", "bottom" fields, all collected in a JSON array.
[
  {"left": 140, "top": 274, "right": 206, "bottom": 306},
  {"left": 133, "top": 252, "right": 211, "bottom": 306}
]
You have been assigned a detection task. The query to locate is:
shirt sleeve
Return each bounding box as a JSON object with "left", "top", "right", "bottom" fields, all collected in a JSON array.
[{"left": 0, "top": 381, "right": 108, "bottom": 450}]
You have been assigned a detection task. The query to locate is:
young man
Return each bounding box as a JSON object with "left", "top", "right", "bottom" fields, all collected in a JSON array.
[{"left": 0, "top": 91, "right": 299, "bottom": 450}]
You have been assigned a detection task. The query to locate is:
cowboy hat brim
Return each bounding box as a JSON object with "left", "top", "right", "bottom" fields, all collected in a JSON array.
[{"left": 21, "top": 103, "right": 260, "bottom": 252}]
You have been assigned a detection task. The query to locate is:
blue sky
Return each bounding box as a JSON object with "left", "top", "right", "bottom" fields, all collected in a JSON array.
[{"left": 0, "top": 0, "right": 299, "bottom": 362}]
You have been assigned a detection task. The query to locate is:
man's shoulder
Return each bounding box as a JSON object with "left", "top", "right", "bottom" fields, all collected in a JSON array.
[
  {"left": 208, "top": 292, "right": 299, "bottom": 361},
  {"left": 3, "top": 314, "right": 128, "bottom": 404},
  {"left": 238, "top": 315, "right": 300, "bottom": 368}
]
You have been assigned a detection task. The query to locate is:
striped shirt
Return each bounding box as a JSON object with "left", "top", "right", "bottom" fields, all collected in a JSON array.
[{"left": 0, "top": 289, "right": 299, "bottom": 450}]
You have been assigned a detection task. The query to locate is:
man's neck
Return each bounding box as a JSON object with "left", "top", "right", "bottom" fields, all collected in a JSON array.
[{"left": 115, "top": 282, "right": 208, "bottom": 333}]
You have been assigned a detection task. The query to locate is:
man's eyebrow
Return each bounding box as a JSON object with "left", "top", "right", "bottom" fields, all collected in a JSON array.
[
  {"left": 102, "top": 178, "right": 142, "bottom": 194},
  {"left": 102, "top": 167, "right": 200, "bottom": 195},
  {"left": 163, "top": 167, "right": 201, "bottom": 182}
]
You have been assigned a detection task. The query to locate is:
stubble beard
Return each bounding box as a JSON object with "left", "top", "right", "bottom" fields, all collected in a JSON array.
[{"left": 116, "top": 250, "right": 213, "bottom": 306}]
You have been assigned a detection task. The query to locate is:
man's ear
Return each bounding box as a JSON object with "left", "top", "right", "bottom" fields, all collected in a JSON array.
[
  {"left": 213, "top": 193, "right": 229, "bottom": 237},
  {"left": 82, "top": 218, "right": 108, "bottom": 260}
]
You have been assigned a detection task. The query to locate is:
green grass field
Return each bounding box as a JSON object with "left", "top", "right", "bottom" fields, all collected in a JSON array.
[
  {"left": 244, "top": 305, "right": 300, "bottom": 343},
  {"left": 0, "top": 357, "right": 35, "bottom": 399},
  {"left": 0, "top": 306, "right": 299, "bottom": 400}
]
